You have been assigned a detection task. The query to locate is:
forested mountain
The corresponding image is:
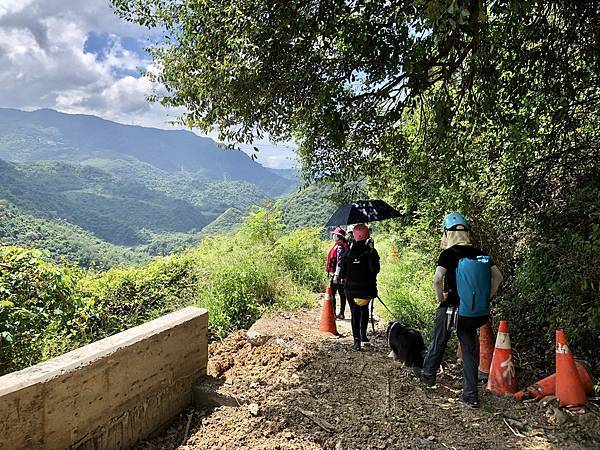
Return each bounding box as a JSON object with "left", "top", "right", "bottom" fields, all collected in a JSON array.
[
  {"left": 0, "top": 108, "right": 294, "bottom": 197},
  {"left": 199, "top": 208, "right": 246, "bottom": 237},
  {"left": 279, "top": 184, "right": 337, "bottom": 232},
  {"left": 0, "top": 199, "right": 148, "bottom": 267},
  {"left": 0, "top": 159, "right": 208, "bottom": 246},
  {"left": 80, "top": 158, "right": 272, "bottom": 222},
  {"left": 0, "top": 108, "right": 339, "bottom": 266}
]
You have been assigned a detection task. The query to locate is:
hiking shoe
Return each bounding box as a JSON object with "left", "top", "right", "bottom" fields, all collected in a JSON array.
[
  {"left": 418, "top": 374, "right": 436, "bottom": 387},
  {"left": 413, "top": 366, "right": 436, "bottom": 386},
  {"left": 336, "top": 313, "right": 345, "bottom": 320},
  {"left": 462, "top": 397, "right": 480, "bottom": 409},
  {"left": 361, "top": 335, "right": 369, "bottom": 343},
  {"left": 353, "top": 341, "right": 361, "bottom": 352}
]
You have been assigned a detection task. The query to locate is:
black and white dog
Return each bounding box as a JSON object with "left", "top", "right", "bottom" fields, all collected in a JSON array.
[{"left": 386, "top": 321, "right": 425, "bottom": 368}]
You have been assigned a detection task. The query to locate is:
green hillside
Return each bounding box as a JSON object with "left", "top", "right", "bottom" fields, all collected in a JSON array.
[
  {"left": 280, "top": 184, "right": 338, "bottom": 231},
  {"left": 81, "top": 158, "right": 272, "bottom": 221},
  {"left": 192, "top": 184, "right": 340, "bottom": 237},
  {"left": 200, "top": 208, "right": 246, "bottom": 237},
  {"left": 0, "top": 200, "right": 148, "bottom": 267},
  {"left": 0, "top": 159, "right": 208, "bottom": 246},
  {"left": 0, "top": 110, "right": 331, "bottom": 267}
]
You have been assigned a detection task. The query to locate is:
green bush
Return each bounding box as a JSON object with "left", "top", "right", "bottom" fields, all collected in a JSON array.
[
  {"left": 275, "top": 228, "right": 328, "bottom": 292},
  {"left": 496, "top": 224, "right": 600, "bottom": 371},
  {"left": 0, "top": 247, "right": 85, "bottom": 374}
]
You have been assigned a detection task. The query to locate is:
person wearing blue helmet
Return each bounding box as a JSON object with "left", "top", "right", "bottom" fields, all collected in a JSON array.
[{"left": 414, "top": 213, "right": 503, "bottom": 408}]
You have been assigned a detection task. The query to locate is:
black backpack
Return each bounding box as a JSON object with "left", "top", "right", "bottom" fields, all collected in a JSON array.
[{"left": 345, "top": 246, "right": 380, "bottom": 282}]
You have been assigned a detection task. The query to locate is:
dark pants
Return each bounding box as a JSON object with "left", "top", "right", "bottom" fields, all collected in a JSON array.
[
  {"left": 330, "top": 280, "right": 347, "bottom": 315},
  {"left": 421, "top": 306, "right": 488, "bottom": 401},
  {"left": 346, "top": 295, "right": 370, "bottom": 342}
]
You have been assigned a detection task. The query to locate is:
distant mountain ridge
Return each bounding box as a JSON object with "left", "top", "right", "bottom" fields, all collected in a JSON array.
[
  {"left": 0, "top": 108, "right": 293, "bottom": 197},
  {"left": 0, "top": 108, "right": 342, "bottom": 268}
]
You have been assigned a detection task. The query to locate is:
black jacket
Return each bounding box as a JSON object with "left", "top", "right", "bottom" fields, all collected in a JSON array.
[{"left": 340, "top": 240, "right": 380, "bottom": 298}]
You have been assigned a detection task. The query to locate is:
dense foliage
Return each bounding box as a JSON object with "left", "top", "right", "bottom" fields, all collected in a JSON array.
[
  {"left": 0, "top": 208, "right": 327, "bottom": 375},
  {"left": 113, "top": 0, "right": 599, "bottom": 371}
]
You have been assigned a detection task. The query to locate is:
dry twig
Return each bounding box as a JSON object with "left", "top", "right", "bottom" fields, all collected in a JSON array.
[
  {"left": 181, "top": 413, "right": 194, "bottom": 445},
  {"left": 503, "top": 418, "right": 525, "bottom": 438},
  {"left": 297, "top": 408, "right": 335, "bottom": 433}
]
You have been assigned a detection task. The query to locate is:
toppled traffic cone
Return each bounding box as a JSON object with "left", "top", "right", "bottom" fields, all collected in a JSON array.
[
  {"left": 556, "top": 330, "right": 587, "bottom": 408},
  {"left": 514, "top": 361, "right": 594, "bottom": 401},
  {"left": 487, "top": 320, "right": 517, "bottom": 394},
  {"left": 478, "top": 321, "right": 495, "bottom": 382},
  {"left": 319, "top": 286, "right": 338, "bottom": 336}
]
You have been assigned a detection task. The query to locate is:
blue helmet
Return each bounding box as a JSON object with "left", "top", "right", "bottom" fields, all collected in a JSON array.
[{"left": 443, "top": 213, "right": 469, "bottom": 231}]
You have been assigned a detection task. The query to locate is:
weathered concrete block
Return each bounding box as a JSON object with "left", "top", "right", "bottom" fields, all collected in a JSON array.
[{"left": 0, "top": 306, "right": 208, "bottom": 450}]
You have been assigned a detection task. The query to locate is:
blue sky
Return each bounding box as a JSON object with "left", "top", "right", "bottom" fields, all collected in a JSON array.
[{"left": 0, "top": 0, "right": 296, "bottom": 168}]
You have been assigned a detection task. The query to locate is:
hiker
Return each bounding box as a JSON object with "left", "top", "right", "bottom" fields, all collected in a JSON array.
[
  {"left": 340, "top": 223, "right": 380, "bottom": 351},
  {"left": 415, "top": 213, "right": 503, "bottom": 408},
  {"left": 326, "top": 226, "right": 350, "bottom": 319}
]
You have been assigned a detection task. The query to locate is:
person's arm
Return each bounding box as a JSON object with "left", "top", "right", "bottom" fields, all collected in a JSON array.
[
  {"left": 433, "top": 266, "right": 447, "bottom": 303},
  {"left": 490, "top": 265, "right": 503, "bottom": 297}
]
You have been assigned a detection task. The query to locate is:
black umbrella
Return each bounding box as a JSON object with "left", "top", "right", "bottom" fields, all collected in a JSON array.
[{"left": 325, "top": 200, "right": 401, "bottom": 226}]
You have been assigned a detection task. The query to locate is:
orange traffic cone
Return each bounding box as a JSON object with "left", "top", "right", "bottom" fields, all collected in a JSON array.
[
  {"left": 319, "top": 286, "right": 338, "bottom": 336},
  {"left": 556, "top": 330, "right": 587, "bottom": 408},
  {"left": 487, "top": 320, "right": 517, "bottom": 394},
  {"left": 514, "top": 361, "right": 594, "bottom": 401},
  {"left": 478, "top": 321, "right": 495, "bottom": 382}
]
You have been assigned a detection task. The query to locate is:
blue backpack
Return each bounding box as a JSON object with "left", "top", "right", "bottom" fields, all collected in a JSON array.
[{"left": 455, "top": 255, "right": 492, "bottom": 317}]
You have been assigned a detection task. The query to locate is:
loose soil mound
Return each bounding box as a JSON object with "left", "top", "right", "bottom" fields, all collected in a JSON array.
[{"left": 136, "top": 299, "right": 600, "bottom": 449}]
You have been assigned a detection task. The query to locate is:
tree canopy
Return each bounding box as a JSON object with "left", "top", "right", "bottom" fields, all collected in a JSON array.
[{"left": 112, "top": 0, "right": 598, "bottom": 180}]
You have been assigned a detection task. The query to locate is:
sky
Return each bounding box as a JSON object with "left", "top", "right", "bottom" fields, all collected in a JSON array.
[{"left": 0, "top": 0, "right": 297, "bottom": 169}]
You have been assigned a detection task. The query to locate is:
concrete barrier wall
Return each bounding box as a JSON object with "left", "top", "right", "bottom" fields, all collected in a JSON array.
[{"left": 0, "top": 306, "right": 208, "bottom": 450}]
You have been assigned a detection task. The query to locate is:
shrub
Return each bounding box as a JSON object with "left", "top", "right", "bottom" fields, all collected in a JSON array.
[
  {"left": 0, "top": 247, "right": 84, "bottom": 374},
  {"left": 275, "top": 228, "right": 328, "bottom": 292}
]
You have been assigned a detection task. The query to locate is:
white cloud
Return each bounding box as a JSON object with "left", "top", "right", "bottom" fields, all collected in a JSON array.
[
  {"left": 0, "top": 0, "right": 297, "bottom": 168},
  {"left": 0, "top": 0, "right": 35, "bottom": 18}
]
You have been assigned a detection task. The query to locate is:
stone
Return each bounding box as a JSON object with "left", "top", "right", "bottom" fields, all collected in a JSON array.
[
  {"left": 245, "top": 330, "right": 271, "bottom": 346},
  {"left": 248, "top": 403, "right": 260, "bottom": 416},
  {"left": 540, "top": 395, "right": 557, "bottom": 408}
]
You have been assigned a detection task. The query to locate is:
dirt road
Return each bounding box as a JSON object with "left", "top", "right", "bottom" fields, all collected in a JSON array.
[{"left": 136, "top": 297, "right": 600, "bottom": 449}]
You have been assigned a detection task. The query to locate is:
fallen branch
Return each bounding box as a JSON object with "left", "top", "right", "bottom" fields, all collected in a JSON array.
[
  {"left": 503, "top": 418, "right": 525, "bottom": 438},
  {"left": 181, "top": 413, "right": 194, "bottom": 445},
  {"left": 297, "top": 408, "right": 335, "bottom": 433}
]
